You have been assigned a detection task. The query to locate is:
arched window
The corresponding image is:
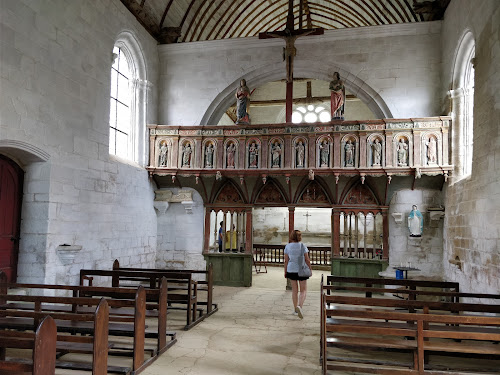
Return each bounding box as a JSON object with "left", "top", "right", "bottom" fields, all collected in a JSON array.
[
  {"left": 110, "top": 46, "right": 131, "bottom": 158},
  {"left": 292, "top": 104, "right": 331, "bottom": 124},
  {"left": 450, "top": 32, "right": 475, "bottom": 181},
  {"left": 109, "top": 32, "right": 148, "bottom": 165}
]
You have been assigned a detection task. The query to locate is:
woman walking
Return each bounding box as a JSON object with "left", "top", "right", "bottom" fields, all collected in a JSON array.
[{"left": 284, "top": 230, "right": 312, "bottom": 319}]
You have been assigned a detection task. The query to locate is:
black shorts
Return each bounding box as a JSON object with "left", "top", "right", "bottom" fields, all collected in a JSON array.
[{"left": 286, "top": 272, "right": 309, "bottom": 281}]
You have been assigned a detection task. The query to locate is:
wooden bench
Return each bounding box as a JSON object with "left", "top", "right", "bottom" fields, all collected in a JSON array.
[
  {"left": 0, "top": 315, "right": 57, "bottom": 375},
  {"left": 112, "top": 259, "right": 218, "bottom": 318},
  {"left": 0, "top": 298, "right": 109, "bottom": 375},
  {"left": 80, "top": 268, "right": 200, "bottom": 330},
  {"left": 320, "top": 277, "right": 500, "bottom": 374},
  {"left": 0, "top": 276, "right": 176, "bottom": 358}
]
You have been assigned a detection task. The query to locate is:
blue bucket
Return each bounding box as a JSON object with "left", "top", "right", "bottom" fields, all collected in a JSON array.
[{"left": 395, "top": 269, "right": 404, "bottom": 279}]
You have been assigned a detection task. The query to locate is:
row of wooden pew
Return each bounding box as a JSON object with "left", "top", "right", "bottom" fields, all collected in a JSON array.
[
  {"left": 320, "top": 275, "right": 500, "bottom": 374},
  {"left": 0, "top": 261, "right": 218, "bottom": 374}
]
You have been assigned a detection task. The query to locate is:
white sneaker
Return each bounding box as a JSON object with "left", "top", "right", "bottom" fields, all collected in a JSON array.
[{"left": 296, "top": 306, "right": 303, "bottom": 319}]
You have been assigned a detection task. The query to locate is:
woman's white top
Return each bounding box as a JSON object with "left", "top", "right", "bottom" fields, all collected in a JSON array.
[{"left": 284, "top": 242, "right": 308, "bottom": 273}]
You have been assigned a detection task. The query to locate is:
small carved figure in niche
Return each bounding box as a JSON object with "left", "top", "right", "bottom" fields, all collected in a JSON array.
[
  {"left": 249, "top": 142, "right": 259, "bottom": 168},
  {"left": 397, "top": 139, "right": 408, "bottom": 166},
  {"left": 295, "top": 140, "right": 305, "bottom": 167},
  {"left": 235, "top": 79, "right": 251, "bottom": 124},
  {"left": 226, "top": 143, "right": 236, "bottom": 168},
  {"left": 372, "top": 138, "right": 382, "bottom": 166},
  {"left": 205, "top": 143, "right": 214, "bottom": 168},
  {"left": 345, "top": 140, "right": 355, "bottom": 167},
  {"left": 329, "top": 72, "right": 345, "bottom": 120},
  {"left": 159, "top": 141, "right": 168, "bottom": 167},
  {"left": 408, "top": 205, "right": 423, "bottom": 237},
  {"left": 182, "top": 143, "right": 192, "bottom": 167},
  {"left": 319, "top": 140, "right": 329, "bottom": 167},
  {"left": 271, "top": 141, "right": 281, "bottom": 168},
  {"left": 425, "top": 137, "right": 437, "bottom": 165},
  {"left": 308, "top": 169, "right": 314, "bottom": 180}
]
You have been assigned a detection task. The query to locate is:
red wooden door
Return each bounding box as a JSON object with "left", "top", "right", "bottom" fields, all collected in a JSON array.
[{"left": 0, "top": 156, "right": 23, "bottom": 282}]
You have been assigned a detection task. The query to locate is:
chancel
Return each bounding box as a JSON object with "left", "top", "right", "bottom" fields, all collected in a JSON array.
[{"left": 1, "top": 0, "right": 499, "bottom": 374}]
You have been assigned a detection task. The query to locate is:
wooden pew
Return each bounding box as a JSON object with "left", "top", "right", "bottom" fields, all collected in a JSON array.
[
  {"left": 320, "top": 276, "right": 500, "bottom": 374},
  {"left": 80, "top": 268, "right": 200, "bottom": 330},
  {"left": 112, "top": 259, "right": 218, "bottom": 317},
  {"left": 0, "top": 315, "right": 57, "bottom": 375},
  {"left": 0, "top": 298, "right": 109, "bottom": 375}
]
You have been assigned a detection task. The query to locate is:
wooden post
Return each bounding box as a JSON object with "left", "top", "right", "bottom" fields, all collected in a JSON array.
[
  {"left": 288, "top": 206, "right": 295, "bottom": 234},
  {"left": 332, "top": 209, "right": 341, "bottom": 258},
  {"left": 382, "top": 209, "right": 389, "bottom": 260},
  {"left": 245, "top": 208, "right": 253, "bottom": 254},
  {"left": 203, "top": 208, "right": 212, "bottom": 253},
  {"left": 286, "top": 81, "right": 293, "bottom": 123}
]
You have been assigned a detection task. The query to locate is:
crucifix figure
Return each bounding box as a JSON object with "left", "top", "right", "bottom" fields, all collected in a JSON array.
[
  {"left": 259, "top": 0, "right": 323, "bottom": 122},
  {"left": 303, "top": 211, "right": 311, "bottom": 232}
]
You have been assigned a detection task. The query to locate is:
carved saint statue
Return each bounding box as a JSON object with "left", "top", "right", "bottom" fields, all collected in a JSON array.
[
  {"left": 249, "top": 142, "right": 259, "bottom": 168},
  {"left": 182, "top": 144, "right": 192, "bottom": 167},
  {"left": 372, "top": 139, "right": 382, "bottom": 166},
  {"left": 205, "top": 144, "right": 214, "bottom": 168},
  {"left": 408, "top": 205, "right": 423, "bottom": 237},
  {"left": 345, "top": 140, "right": 355, "bottom": 167},
  {"left": 271, "top": 141, "right": 281, "bottom": 168},
  {"left": 329, "top": 72, "right": 345, "bottom": 120},
  {"left": 426, "top": 137, "right": 437, "bottom": 165},
  {"left": 159, "top": 141, "right": 168, "bottom": 167},
  {"left": 295, "top": 140, "right": 305, "bottom": 167},
  {"left": 226, "top": 143, "right": 236, "bottom": 168},
  {"left": 235, "top": 79, "right": 251, "bottom": 124},
  {"left": 319, "top": 140, "right": 329, "bottom": 167},
  {"left": 397, "top": 139, "right": 408, "bottom": 166}
]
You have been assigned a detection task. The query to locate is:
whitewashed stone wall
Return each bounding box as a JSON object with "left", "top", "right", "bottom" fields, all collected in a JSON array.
[
  {"left": 381, "top": 189, "right": 445, "bottom": 279},
  {"left": 441, "top": 0, "right": 500, "bottom": 294},
  {"left": 158, "top": 21, "right": 442, "bottom": 125},
  {"left": 155, "top": 188, "right": 205, "bottom": 270},
  {"left": 0, "top": 0, "right": 160, "bottom": 285}
]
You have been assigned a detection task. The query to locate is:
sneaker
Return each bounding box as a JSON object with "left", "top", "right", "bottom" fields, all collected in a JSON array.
[
  {"left": 296, "top": 306, "right": 303, "bottom": 319},
  {"left": 292, "top": 311, "right": 298, "bottom": 316}
]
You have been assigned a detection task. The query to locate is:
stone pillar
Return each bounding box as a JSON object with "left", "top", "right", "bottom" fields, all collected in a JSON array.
[
  {"left": 359, "top": 132, "right": 367, "bottom": 168},
  {"left": 284, "top": 134, "right": 292, "bottom": 168},
  {"left": 148, "top": 130, "right": 156, "bottom": 167},
  {"left": 441, "top": 127, "right": 449, "bottom": 166},
  {"left": 385, "top": 131, "right": 393, "bottom": 167},
  {"left": 333, "top": 133, "right": 341, "bottom": 168},
  {"left": 238, "top": 136, "right": 246, "bottom": 169},
  {"left": 382, "top": 209, "right": 389, "bottom": 260},
  {"left": 261, "top": 136, "right": 269, "bottom": 169},
  {"left": 308, "top": 134, "right": 316, "bottom": 168},
  {"left": 216, "top": 137, "right": 224, "bottom": 169},
  {"left": 171, "top": 136, "right": 180, "bottom": 168},
  {"left": 413, "top": 130, "right": 422, "bottom": 167},
  {"left": 133, "top": 79, "right": 152, "bottom": 166},
  {"left": 194, "top": 137, "right": 202, "bottom": 168}
]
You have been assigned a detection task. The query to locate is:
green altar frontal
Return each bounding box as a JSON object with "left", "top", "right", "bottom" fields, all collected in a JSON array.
[
  {"left": 204, "top": 253, "right": 253, "bottom": 287},
  {"left": 331, "top": 258, "right": 388, "bottom": 282}
]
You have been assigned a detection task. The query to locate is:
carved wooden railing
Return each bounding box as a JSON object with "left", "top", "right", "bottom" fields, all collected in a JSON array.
[{"left": 147, "top": 117, "right": 452, "bottom": 180}]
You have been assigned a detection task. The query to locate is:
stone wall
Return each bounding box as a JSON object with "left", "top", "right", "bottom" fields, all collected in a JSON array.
[
  {"left": 441, "top": 0, "right": 500, "bottom": 294},
  {"left": 0, "top": 0, "right": 160, "bottom": 284},
  {"left": 158, "top": 21, "right": 442, "bottom": 125}
]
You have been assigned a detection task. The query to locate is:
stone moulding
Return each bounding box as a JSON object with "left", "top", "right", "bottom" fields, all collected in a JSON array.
[{"left": 56, "top": 245, "right": 82, "bottom": 265}]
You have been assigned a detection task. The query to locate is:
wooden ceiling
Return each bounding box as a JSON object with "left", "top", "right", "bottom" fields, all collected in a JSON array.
[{"left": 121, "top": 0, "right": 450, "bottom": 44}]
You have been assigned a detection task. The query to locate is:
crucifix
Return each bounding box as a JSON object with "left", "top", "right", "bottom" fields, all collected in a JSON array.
[
  {"left": 259, "top": 0, "right": 323, "bottom": 122},
  {"left": 303, "top": 211, "right": 311, "bottom": 232}
]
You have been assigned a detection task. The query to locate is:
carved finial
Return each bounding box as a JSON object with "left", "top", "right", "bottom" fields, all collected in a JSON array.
[
  {"left": 444, "top": 172, "right": 448, "bottom": 182},
  {"left": 415, "top": 168, "right": 422, "bottom": 179},
  {"left": 335, "top": 175, "right": 339, "bottom": 184},
  {"left": 171, "top": 175, "right": 176, "bottom": 183},
  {"left": 308, "top": 169, "right": 314, "bottom": 180},
  {"left": 195, "top": 176, "right": 199, "bottom": 184},
  {"left": 286, "top": 176, "right": 290, "bottom": 185},
  {"left": 216, "top": 171, "right": 222, "bottom": 180},
  {"left": 387, "top": 175, "right": 392, "bottom": 184},
  {"left": 262, "top": 176, "right": 267, "bottom": 184},
  {"left": 240, "top": 177, "right": 244, "bottom": 185},
  {"left": 361, "top": 176, "right": 365, "bottom": 184}
]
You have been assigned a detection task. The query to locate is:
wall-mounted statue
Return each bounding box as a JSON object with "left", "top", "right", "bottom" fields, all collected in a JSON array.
[
  {"left": 408, "top": 205, "right": 423, "bottom": 237},
  {"left": 397, "top": 139, "right": 408, "bottom": 166},
  {"left": 329, "top": 72, "right": 345, "bottom": 120},
  {"left": 295, "top": 140, "right": 305, "bottom": 168},
  {"left": 345, "top": 140, "right": 355, "bottom": 167},
  {"left": 319, "top": 140, "right": 329, "bottom": 167},
  {"left": 271, "top": 141, "right": 282, "bottom": 168},
  {"left": 205, "top": 143, "right": 214, "bottom": 168},
  {"left": 249, "top": 142, "right": 259, "bottom": 168},
  {"left": 182, "top": 143, "right": 192, "bottom": 167},
  {"left": 371, "top": 138, "right": 382, "bottom": 166},
  {"left": 425, "top": 136, "right": 437, "bottom": 165},
  {"left": 159, "top": 141, "right": 168, "bottom": 167},
  {"left": 226, "top": 143, "right": 236, "bottom": 168},
  {"left": 235, "top": 79, "right": 251, "bottom": 125}
]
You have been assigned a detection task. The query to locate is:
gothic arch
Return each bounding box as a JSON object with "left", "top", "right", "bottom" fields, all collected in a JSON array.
[
  {"left": 340, "top": 178, "right": 381, "bottom": 206},
  {"left": 200, "top": 61, "right": 393, "bottom": 125},
  {"left": 252, "top": 178, "right": 288, "bottom": 205},
  {"left": 0, "top": 140, "right": 50, "bottom": 167},
  {"left": 212, "top": 180, "right": 247, "bottom": 205},
  {"left": 294, "top": 176, "right": 333, "bottom": 205}
]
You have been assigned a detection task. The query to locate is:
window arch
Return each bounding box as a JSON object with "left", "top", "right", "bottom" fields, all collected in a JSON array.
[
  {"left": 109, "top": 31, "right": 148, "bottom": 165},
  {"left": 450, "top": 31, "right": 475, "bottom": 180}
]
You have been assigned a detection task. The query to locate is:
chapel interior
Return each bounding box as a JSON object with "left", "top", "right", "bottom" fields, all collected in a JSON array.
[{"left": 0, "top": 0, "right": 499, "bottom": 374}]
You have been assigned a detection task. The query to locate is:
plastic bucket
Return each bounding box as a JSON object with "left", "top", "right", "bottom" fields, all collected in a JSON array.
[{"left": 395, "top": 269, "right": 404, "bottom": 279}]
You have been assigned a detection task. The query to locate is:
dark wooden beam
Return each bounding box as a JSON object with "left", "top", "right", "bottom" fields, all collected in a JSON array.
[{"left": 120, "top": 0, "right": 161, "bottom": 41}]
